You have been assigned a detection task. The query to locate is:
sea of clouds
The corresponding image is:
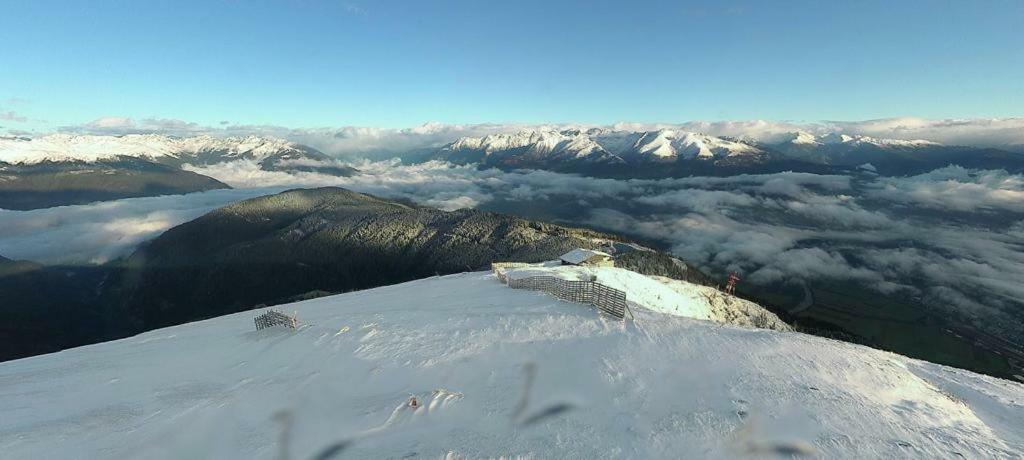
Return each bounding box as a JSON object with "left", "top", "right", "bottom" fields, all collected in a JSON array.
[
  {"left": 1, "top": 160, "right": 1022, "bottom": 342},
  {"left": 0, "top": 188, "right": 285, "bottom": 264}
]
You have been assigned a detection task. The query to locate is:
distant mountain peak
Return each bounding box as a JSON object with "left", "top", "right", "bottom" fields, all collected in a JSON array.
[{"left": 780, "top": 130, "right": 821, "bottom": 145}]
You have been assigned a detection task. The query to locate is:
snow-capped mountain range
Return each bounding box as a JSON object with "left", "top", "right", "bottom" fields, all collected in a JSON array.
[
  {"left": 594, "top": 128, "right": 768, "bottom": 161},
  {"left": 776, "top": 130, "right": 941, "bottom": 149},
  {"left": 3, "top": 129, "right": 1023, "bottom": 184},
  {"left": 434, "top": 128, "right": 773, "bottom": 166},
  {"left": 431, "top": 128, "right": 1024, "bottom": 176},
  {"left": 436, "top": 130, "right": 625, "bottom": 166},
  {"left": 0, "top": 133, "right": 343, "bottom": 169},
  {"left": 0, "top": 134, "right": 359, "bottom": 210},
  {"left": 435, "top": 128, "right": 941, "bottom": 164}
]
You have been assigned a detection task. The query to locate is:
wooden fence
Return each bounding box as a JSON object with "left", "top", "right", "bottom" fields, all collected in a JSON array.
[
  {"left": 254, "top": 309, "right": 297, "bottom": 331},
  {"left": 492, "top": 263, "right": 632, "bottom": 320},
  {"left": 593, "top": 282, "right": 628, "bottom": 319}
]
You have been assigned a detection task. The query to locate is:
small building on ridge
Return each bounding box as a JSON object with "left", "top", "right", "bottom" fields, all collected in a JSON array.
[{"left": 559, "top": 248, "right": 614, "bottom": 267}]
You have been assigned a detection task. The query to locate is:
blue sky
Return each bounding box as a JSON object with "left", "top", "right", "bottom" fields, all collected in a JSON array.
[{"left": 1, "top": 0, "right": 1022, "bottom": 131}]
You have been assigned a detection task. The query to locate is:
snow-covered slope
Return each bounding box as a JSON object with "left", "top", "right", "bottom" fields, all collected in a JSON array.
[
  {"left": 765, "top": 132, "right": 994, "bottom": 174},
  {"left": 806, "top": 132, "right": 940, "bottom": 149},
  {"left": 3, "top": 270, "right": 1022, "bottom": 458},
  {"left": 592, "top": 129, "right": 767, "bottom": 161},
  {"left": 773, "top": 131, "right": 944, "bottom": 162},
  {"left": 500, "top": 263, "right": 791, "bottom": 331},
  {"left": 779, "top": 130, "right": 821, "bottom": 146}
]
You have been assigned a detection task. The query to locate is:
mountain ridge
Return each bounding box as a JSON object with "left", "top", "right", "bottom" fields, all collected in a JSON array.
[{"left": 111, "top": 186, "right": 629, "bottom": 331}]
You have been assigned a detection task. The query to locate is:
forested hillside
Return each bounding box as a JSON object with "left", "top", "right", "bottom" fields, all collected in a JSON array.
[{"left": 100, "top": 187, "right": 637, "bottom": 332}]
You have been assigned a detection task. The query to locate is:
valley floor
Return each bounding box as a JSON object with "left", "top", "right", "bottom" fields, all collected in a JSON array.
[{"left": 1, "top": 271, "right": 1022, "bottom": 458}]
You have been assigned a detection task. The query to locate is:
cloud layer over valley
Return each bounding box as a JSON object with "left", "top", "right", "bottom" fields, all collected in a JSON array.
[
  {"left": 2, "top": 161, "right": 1022, "bottom": 346},
  {"left": 0, "top": 188, "right": 284, "bottom": 264}
]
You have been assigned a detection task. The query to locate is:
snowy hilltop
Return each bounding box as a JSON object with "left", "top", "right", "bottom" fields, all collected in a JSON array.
[{"left": 2, "top": 266, "right": 1021, "bottom": 458}]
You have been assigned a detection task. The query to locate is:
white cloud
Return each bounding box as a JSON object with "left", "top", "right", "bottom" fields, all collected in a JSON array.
[
  {"left": 0, "top": 188, "right": 282, "bottom": 264},
  {"left": 84, "top": 116, "right": 135, "bottom": 130},
  {"left": 829, "top": 118, "right": 1024, "bottom": 149},
  {"left": 66, "top": 117, "right": 207, "bottom": 136},
  {"left": 866, "top": 166, "right": 1024, "bottom": 212},
  {"left": 0, "top": 111, "right": 28, "bottom": 123}
]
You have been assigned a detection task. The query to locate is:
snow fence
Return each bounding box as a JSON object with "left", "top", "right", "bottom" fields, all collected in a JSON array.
[
  {"left": 253, "top": 309, "right": 297, "bottom": 331},
  {"left": 491, "top": 263, "right": 632, "bottom": 320}
]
